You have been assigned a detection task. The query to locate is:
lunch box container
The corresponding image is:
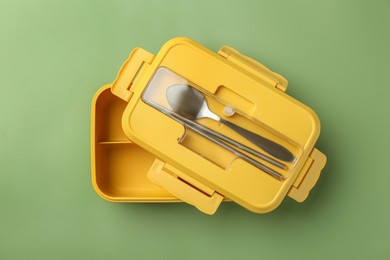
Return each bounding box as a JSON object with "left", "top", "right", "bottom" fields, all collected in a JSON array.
[{"left": 91, "top": 37, "right": 326, "bottom": 214}]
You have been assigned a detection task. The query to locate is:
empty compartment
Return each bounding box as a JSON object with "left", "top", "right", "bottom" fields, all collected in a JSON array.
[
  {"left": 94, "top": 88, "right": 129, "bottom": 142},
  {"left": 92, "top": 87, "right": 178, "bottom": 201},
  {"left": 95, "top": 142, "right": 176, "bottom": 200}
]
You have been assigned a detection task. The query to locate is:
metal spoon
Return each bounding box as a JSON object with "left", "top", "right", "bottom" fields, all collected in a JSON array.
[{"left": 166, "top": 84, "right": 294, "bottom": 162}]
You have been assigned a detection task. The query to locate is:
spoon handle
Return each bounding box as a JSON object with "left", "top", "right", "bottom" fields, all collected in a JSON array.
[{"left": 219, "top": 119, "right": 294, "bottom": 162}]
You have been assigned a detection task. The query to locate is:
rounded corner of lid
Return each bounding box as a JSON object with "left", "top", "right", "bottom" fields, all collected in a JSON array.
[
  {"left": 165, "top": 36, "right": 196, "bottom": 46},
  {"left": 244, "top": 192, "right": 286, "bottom": 214},
  {"left": 306, "top": 106, "right": 322, "bottom": 140},
  {"left": 159, "top": 37, "right": 200, "bottom": 54}
]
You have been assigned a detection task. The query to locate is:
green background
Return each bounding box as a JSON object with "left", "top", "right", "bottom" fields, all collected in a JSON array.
[{"left": 1, "top": 0, "right": 389, "bottom": 259}]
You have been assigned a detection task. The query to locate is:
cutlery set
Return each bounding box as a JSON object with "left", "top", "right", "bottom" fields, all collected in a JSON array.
[{"left": 146, "top": 83, "right": 294, "bottom": 180}]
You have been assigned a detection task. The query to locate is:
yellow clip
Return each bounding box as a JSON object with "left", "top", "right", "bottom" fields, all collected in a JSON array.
[
  {"left": 218, "top": 46, "right": 288, "bottom": 92},
  {"left": 288, "top": 148, "right": 327, "bottom": 202},
  {"left": 148, "top": 159, "right": 224, "bottom": 215},
  {"left": 111, "top": 48, "right": 154, "bottom": 102}
]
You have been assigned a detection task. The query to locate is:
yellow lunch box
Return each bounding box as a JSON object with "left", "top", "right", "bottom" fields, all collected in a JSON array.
[{"left": 91, "top": 37, "right": 326, "bottom": 215}]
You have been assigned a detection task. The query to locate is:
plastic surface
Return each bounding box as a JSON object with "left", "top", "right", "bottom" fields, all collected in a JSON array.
[
  {"left": 288, "top": 148, "right": 327, "bottom": 202},
  {"left": 148, "top": 159, "right": 224, "bottom": 214},
  {"left": 108, "top": 37, "right": 326, "bottom": 214},
  {"left": 91, "top": 85, "right": 180, "bottom": 202}
]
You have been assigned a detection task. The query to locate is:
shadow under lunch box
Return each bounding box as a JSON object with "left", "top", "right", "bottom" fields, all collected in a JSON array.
[{"left": 91, "top": 37, "right": 326, "bottom": 215}]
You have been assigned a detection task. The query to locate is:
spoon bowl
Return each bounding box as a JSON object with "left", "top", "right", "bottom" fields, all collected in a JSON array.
[{"left": 166, "top": 84, "right": 220, "bottom": 121}]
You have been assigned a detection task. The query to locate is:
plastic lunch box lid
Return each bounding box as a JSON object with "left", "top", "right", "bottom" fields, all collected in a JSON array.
[{"left": 93, "top": 38, "right": 326, "bottom": 214}]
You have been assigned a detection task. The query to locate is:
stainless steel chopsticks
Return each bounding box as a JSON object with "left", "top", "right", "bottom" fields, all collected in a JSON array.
[{"left": 148, "top": 102, "right": 285, "bottom": 180}]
